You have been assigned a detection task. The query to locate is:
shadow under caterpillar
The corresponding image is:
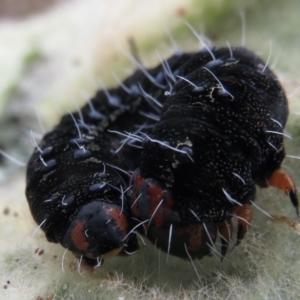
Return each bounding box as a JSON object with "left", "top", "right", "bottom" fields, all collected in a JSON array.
[{"left": 26, "top": 46, "right": 298, "bottom": 267}]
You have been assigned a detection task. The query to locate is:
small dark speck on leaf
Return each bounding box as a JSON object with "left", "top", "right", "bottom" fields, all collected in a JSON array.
[
  {"left": 3, "top": 207, "right": 10, "bottom": 215},
  {"left": 35, "top": 248, "right": 44, "bottom": 256}
]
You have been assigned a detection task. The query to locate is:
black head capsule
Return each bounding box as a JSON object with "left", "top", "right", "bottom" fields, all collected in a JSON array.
[{"left": 60, "top": 201, "right": 135, "bottom": 266}]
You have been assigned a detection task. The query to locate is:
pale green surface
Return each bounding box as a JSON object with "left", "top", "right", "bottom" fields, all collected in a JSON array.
[{"left": 1, "top": 0, "right": 300, "bottom": 299}]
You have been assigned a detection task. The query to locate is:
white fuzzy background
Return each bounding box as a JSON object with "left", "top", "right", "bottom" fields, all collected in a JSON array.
[{"left": 1, "top": 0, "right": 300, "bottom": 299}]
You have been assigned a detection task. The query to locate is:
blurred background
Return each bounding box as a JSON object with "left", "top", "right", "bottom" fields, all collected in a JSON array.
[{"left": 0, "top": 0, "right": 63, "bottom": 19}]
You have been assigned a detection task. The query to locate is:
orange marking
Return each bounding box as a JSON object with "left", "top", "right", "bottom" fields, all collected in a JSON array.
[
  {"left": 149, "top": 187, "right": 175, "bottom": 228},
  {"left": 70, "top": 220, "right": 89, "bottom": 252},
  {"left": 130, "top": 173, "right": 144, "bottom": 217},
  {"left": 131, "top": 173, "right": 175, "bottom": 228},
  {"left": 105, "top": 207, "right": 129, "bottom": 233},
  {"left": 267, "top": 169, "right": 296, "bottom": 195},
  {"left": 233, "top": 203, "right": 253, "bottom": 230},
  {"left": 148, "top": 183, "right": 165, "bottom": 227}
]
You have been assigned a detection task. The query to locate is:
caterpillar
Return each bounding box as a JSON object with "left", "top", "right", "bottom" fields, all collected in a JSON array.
[{"left": 26, "top": 46, "right": 298, "bottom": 267}]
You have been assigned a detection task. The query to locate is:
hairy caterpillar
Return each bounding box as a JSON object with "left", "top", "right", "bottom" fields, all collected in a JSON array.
[{"left": 26, "top": 46, "right": 298, "bottom": 267}]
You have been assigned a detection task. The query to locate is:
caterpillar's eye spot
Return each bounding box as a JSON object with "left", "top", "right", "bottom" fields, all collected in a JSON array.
[
  {"left": 89, "top": 182, "right": 106, "bottom": 192},
  {"left": 73, "top": 149, "right": 92, "bottom": 159},
  {"left": 70, "top": 138, "right": 90, "bottom": 145},
  {"left": 62, "top": 195, "right": 75, "bottom": 206},
  {"left": 204, "top": 59, "right": 224, "bottom": 70},
  {"left": 40, "top": 159, "right": 57, "bottom": 172}
]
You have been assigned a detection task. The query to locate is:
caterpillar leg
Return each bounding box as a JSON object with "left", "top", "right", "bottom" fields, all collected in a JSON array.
[
  {"left": 232, "top": 203, "right": 253, "bottom": 247},
  {"left": 216, "top": 219, "right": 233, "bottom": 259},
  {"left": 267, "top": 169, "right": 299, "bottom": 216}
]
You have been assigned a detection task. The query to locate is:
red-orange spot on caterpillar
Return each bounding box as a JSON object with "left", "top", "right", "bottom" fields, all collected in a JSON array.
[
  {"left": 105, "top": 207, "right": 128, "bottom": 233},
  {"left": 70, "top": 219, "right": 89, "bottom": 253}
]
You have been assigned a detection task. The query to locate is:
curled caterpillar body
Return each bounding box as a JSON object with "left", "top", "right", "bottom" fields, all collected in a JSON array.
[{"left": 130, "top": 47, "right": 298, "bottom": 260}]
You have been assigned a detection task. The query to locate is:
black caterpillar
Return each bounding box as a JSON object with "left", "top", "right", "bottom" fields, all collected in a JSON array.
[{"left": 26, "top": 46, "right": 298, "bottom": 267}]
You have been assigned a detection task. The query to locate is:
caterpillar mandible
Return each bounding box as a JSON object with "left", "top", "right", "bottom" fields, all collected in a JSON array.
[{"left": 26, "top": 45, "right": 298, "bottom": 267}]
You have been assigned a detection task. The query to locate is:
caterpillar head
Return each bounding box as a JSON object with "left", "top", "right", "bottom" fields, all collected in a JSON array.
[{"left": 61, "top": 200, "right": 135, "bottom": 267}]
